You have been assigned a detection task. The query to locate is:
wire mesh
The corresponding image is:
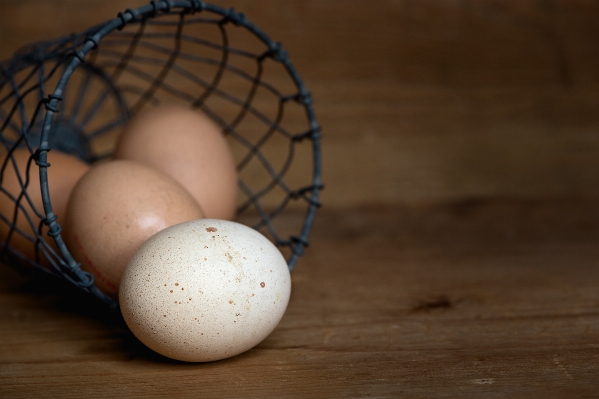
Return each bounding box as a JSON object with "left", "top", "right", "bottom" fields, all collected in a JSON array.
[{"left": 0, "top": 1, "right": 322, "bottom": 309}]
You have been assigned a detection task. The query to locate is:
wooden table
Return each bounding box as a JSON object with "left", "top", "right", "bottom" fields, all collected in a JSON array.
[
  {"left": 1, "top": 201, "right": 599, "bottom": 397},
  {"left": 2, "top": 1, "right": 599, "bottom": 397},
  {"left": 0, "top": 202, "right": 599, "bottom": 398}
]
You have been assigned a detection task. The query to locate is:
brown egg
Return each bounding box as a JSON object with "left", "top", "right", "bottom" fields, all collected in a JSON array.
[
  {"left": 63, "top": 159, "right": 205, "bottom": 299},
  {"left": 0, "top": 148, "right": 90, "bottom": 265},
  {"left": 114, "top": 104, "right": 238, "bottom": 220}
]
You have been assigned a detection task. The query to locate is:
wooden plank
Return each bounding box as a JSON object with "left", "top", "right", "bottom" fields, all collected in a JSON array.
[
  {"left": 1, "top": 201, "right": 599, "bottom": 397},
  {"left": 2, "top": 1, "right": 599, "bottom": 208}
]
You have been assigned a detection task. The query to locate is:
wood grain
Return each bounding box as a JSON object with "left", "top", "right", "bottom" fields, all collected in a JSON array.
[
  {"left": 2, "top": 0, "right": 599, "bottom": 207},
  {"left": 1, "top": 202, "right": 599, "bottom": 397}
]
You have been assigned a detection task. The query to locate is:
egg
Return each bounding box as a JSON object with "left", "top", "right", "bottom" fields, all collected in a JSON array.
[
  {"left": 63, "top": 159, "right": 204, "bottom": 298},
  {"left": 119, "top": 218, "right": 291, "bottom": 362},
  {"left": 113, "top": 104, "right": 238, "bottom": 220},
  {"left": 0, "top": 148, "right": 89, "bottom": 264}
]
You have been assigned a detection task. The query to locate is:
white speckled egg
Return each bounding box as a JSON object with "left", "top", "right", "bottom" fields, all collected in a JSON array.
[{"left": 119, "top": 219, "right": 291, "bottom": 362}]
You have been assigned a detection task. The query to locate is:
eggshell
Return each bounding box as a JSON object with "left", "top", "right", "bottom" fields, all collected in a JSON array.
[
  {"left": 113, "top": 104, "right": 238, "bottom": 220},
  {"left": 0, "top": 148, "right": 89, "bottom": 264},
  {"left": 63, "top": 159, "right": 204, "bottom": 298},
  {"left": 119, "top": 218, "right": 291, "bottom": 362}
]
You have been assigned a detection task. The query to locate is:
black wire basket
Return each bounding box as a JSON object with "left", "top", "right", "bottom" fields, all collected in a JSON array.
[{"left": 0, "top": 1, "right": 322, "bottom": 309}]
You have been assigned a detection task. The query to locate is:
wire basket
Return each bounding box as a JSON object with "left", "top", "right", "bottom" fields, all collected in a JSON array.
[{"left": 0, "top": 1, "right": 322, "bottom": 309}]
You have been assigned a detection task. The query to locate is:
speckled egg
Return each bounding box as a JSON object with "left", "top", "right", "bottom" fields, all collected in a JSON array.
[{"left": 119, "top": 218, "right": 291, "bottom": 362}]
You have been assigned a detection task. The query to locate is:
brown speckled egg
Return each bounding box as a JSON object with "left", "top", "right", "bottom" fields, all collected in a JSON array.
[
  {"left": 0, "top": 148, "right": 89, "bottom": 264},
  {"left": 113, "top": 104, "right": 238, "bottom": 220},
  {"left": 63, "top": 159, "right": 204, "bottom": 299},
  {"left": 119, "top": 218, "right": 291, "bottom": 362}
]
